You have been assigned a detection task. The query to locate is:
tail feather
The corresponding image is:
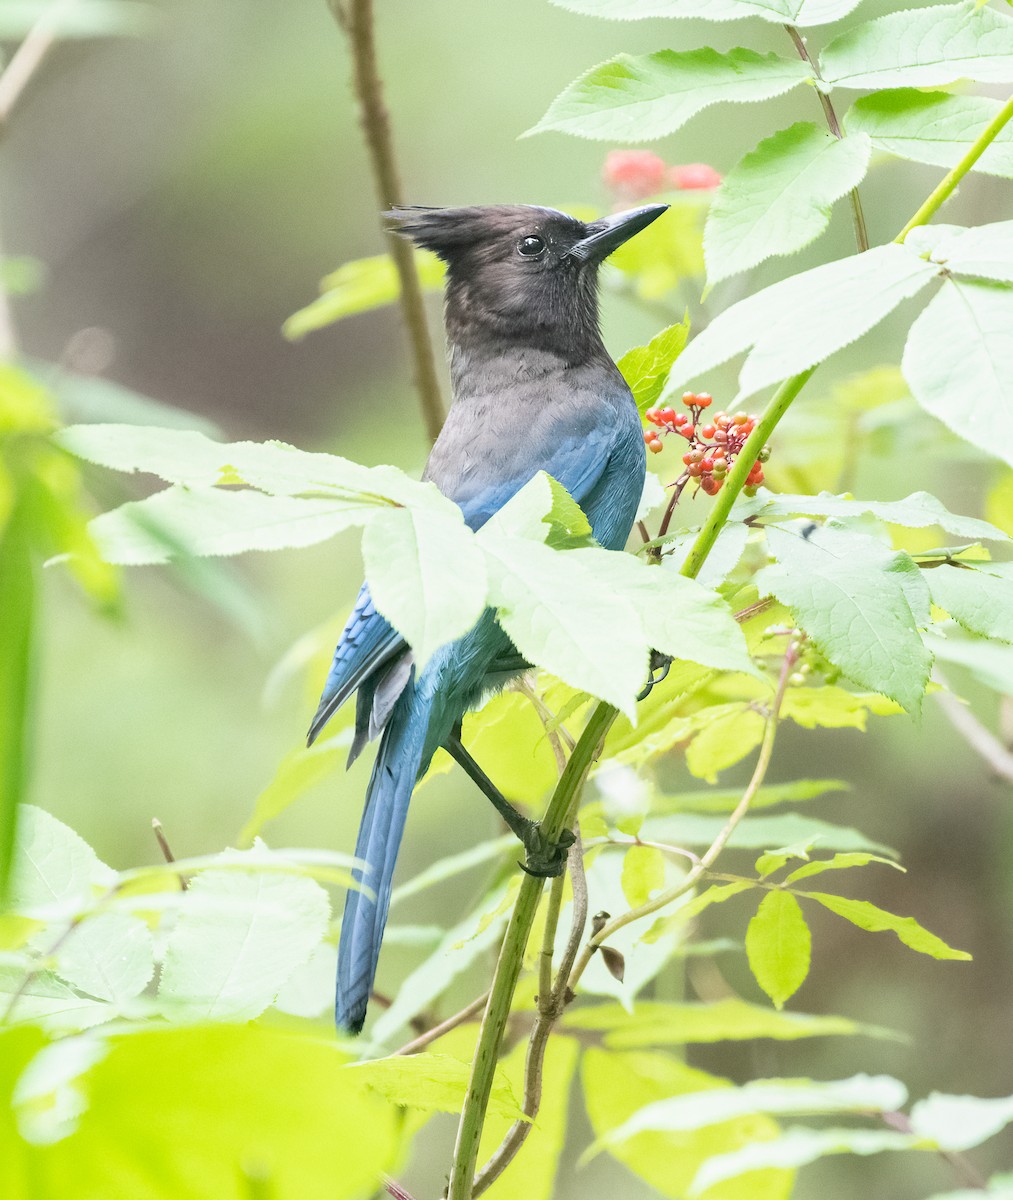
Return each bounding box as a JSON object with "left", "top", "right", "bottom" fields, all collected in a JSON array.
[{"left": 335, "top": 688, "right": 429, "bottom": 1033}]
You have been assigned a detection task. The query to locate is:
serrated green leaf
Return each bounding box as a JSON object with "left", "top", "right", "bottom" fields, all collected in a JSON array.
[
  {"left": 925, "top": 563, "right": 1013, "bottom": 644},
  {"left": 621, "top": 845, "right": 666, "bottom": 907},
  {"left": 605, "top": 1073, "right": 907, "bottom": 1146},
  {"left": 757, "top": 525, "right": 931, "bottom": 713},
  {"left": 565, "top": 996, "right": 891, "bottom": 1045},
  {"left": 820, "top": 3, "right": 1013, "bottom": 90},
  {"left": 665, "top": 245, "right": 938, "bottom": 402},
  {"left": 845, "top": 90, "right": 1013, "bottom": 180},
  {"left": 157, "top": 849, "right": 331, "bottom": 1021},
  {"left": 583, "top": 1048, "right": 794, "bottom": 1200},
  {"left": 784, "top": 853, "right": 903, "bottom": 884},
  {"left": 0, "top": 968, "right": 112, "bottom": 1033},
  {"left": 746, "top": 891, "right": 811, "bottom": 1008},
  {"left": 705, "top": 122, "right": 870, "bottom": 286},
  {"left": 283, "top": 250, "right": 445, "bottom": 339},
  {"left": 528, "top": 48, "right": 810, "bottom": 142},
  {"left": 780, "top": 686, "right": 905, "bottom": 731},
  {"left": 928, "top": 625, "right": 1013, "bottom": 694},
  {"left": 804, "top": 893, "right": 971, "bottom": 960},
  {"left": 647, "top": 812, "right": 896, "bottom": 856},
  {"left": 903, "top": 277, "right": 1013, "bottom": 470},
  {"left": 691, "top": 1126, "right": 923, "bottom": 1194},
  {"left": 54, "top": 913, "right": 154, "bottom": 1005},
  {"left": 911, "top": 1091, "right": 1013, "bottom": 1152},
  {"left": 549, "top": 0, "right": 862, "bottom": 27},
  {"left": 906, "top": 220, "right": 1013, "bottom": 286},
  {"left": 10, "top": 805, "right": 116, "bottom": 918},
  {"left": 619, "top": 321, "right": 690, "bottom": 413},
  {"left": 351, "top": 1053, "right": 523, "bottom": 1119},
  {"left": 745, "top": 489, "right": 1009, "bottom": 542}
]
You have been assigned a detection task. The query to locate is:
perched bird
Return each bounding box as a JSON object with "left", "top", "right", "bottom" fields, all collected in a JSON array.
[{"left": 308, "top": 202, "right": 668, "bottom": 1032}]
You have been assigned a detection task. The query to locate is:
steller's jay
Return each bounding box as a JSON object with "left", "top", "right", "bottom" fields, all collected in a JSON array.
[{"left": 308, "top": 202, "right": 668, "bottom": 1032}]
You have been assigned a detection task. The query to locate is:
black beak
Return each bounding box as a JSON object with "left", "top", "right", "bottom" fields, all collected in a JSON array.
[{"left": 567, "top": 203, "right": 669, "bottom": 265}]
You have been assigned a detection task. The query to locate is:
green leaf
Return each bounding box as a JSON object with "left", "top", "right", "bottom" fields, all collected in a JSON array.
[
  {"left": 705, "top": 122, "right": 870, "bottom": 286},
  {"left": 665, "top": 245, "right": 938, "bottom": 402},
  {"left": 691, "top": 1126, "right": 923, "bottom": 1194},
  {"left": 362, "top": 503, "right": 487, "bottom": 667},
  {"left": 757, "top": 525, "right": 931, "bottom": 714},
  {"left": 906, "top": 220, "right": 1013, "bottom": 286},
  {"left": 548, "top": 0, "right": 862, "bottom": 27},
  {"left": 686, "top": 705, "right": 766, "bottom": 783},
  {"left": 10, "top": 805, "right": 115, "bottom": 918},
  {"left": 911, "top": 1091, "right": 1013, "bottom": 1153},
  {"left": 564, "top": 997, "right": 892, "bottom": 1045},
  {"left": 746, "top": 891, "right": 811, "bottom": 1008},
  {"left": 0, "top": 1, "right": 156, "bottom": 37},
  {"left": 903, "top": 277, "right": 1013, "bottom": 470},
  {"left": 780, "top": 686, "right": 904, "bottom": 731},
  {"left": 0, "top": 508, "right": 34, "bottom": 902},
  {"left": 845, "top": 90, "right": 1013, "bottom": 180},
  {"left": 605, "top": 1073, "right": 907, "bottom": 1146},
  {"left": 647, "top": 812, "right": 896, "bottom": 857},
  {"left": 784, "top": 853, "right": 904, "bottom": 885},
  {"left": 926, "top": 564, "right": 1013, "bottom": 644},
  {"left": 745, "top": 489, "right": 1009, "bottom": 543},
  {"left": 621, "top": 845, "right": 666, "bottom": 907},
  {"left": 46, "top": 368, "right": 221, "bottom": 437},
  {"left": 804, "top": 893, "right": 972, "bottom": 960},
  {"left": 157, "top": 848, "right": 331, "bottom": 1021},
  {"left": 527, "top": 49, "right": 810, "bottom": 142},
  {"left": 351, "top": 1052, "right": 523, "bottom": 1119},
  {"left": 820, "top": 3, "right": 1013, "bottom": 90},
  {"left": 0, "top": 968, "right": 112, "bottom": 1033},
  {"left": 618, "top": 321, "right": 690, "bottom": 413},
  {"left": 40, "top": 1025, "right": 400, "bottom": 1199},
  {"left": 656, "top": 779, "right": 849, "bottom": 814},
  {"left": 582, "top": 1048, "right": 794, "bottom": 1200},
  {"left": 283, "top": 250, "right": 445, "bottom": 339},
  {"left": 54, "top": 913, "right": 154, "bottom": 1005},
  {"left": 928, "top": 626, "right": 1013, "bottom": 694}
]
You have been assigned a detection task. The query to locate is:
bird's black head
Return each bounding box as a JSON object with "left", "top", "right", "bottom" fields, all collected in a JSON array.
[{"left": 386, "top": 203, "right": 668, "bottom": 361}]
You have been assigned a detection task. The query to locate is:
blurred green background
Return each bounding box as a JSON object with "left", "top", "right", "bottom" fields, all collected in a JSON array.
[{"left": 6, "top": 0, "right": 1013, "bottom": 1195}]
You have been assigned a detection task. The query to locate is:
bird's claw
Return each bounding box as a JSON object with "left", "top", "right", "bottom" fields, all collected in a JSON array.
[
  {"left": 637, "top": 651, "right": 674, "bottom": 701},
  {"left": 518, "top": 821, "right": 576, "bottom": 878}
]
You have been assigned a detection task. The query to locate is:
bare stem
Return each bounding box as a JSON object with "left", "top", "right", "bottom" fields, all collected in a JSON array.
[
  {"left": 331, "top": 0, "right": 444, "bottom": 442},
  {"left": 933, "top": 674, "right": 1013, "bottom": 786},
  {"left": 785, "top": 25, "right": 869, "bottom": 254},
  {"left": 393, "top": 992, "right": 490, "bottom": 1056}
]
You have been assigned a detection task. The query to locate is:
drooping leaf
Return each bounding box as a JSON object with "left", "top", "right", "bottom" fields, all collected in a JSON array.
[
  {"left": 618, "top": 321, "right": 691, "bottom": 413},
  {"left": 157, "top": 848, "right": 331, "bottom": 1022},
  {"left": 691, "top": 1126, "right": 923, "bottom": 1194},
  {"left": 746, "top": 891, "right": 811, "bottom": 1008},
  {"left": 705, "top": 122, "right": 871, "bottom": 285},
  {"left": 845, "top": 90, "right": 1013, "bottom": 180},
  {"left": 783, "top": 853, "right": 904, "bottom": 884},
  {"left": 756, "top": 525, "right": 931, "bottom": 713},
  {"left": 910, "top": 1091, "right": 1013, "bottom": 1152},
  {"left": 549, "top": 0, "right": 862, "bottom": 27},
  {"left": 903, "top": 277, "right": 1013, "bottom": 470},
  {"left": 527, "top": 49, "right": 810, "bottom": 142},
  {"left": 804, "top": 893, "right": 971, "bottom": 960},
  {"left": 603, "top": 1073, "right": 907, "bottom": 1146},
  {"left": 744, "top": 489, "right": 1009, "bottom": 543},
  {"left": 820, "top": 3, "right": 1013, "bottom": 90},
  {"left": 925, "top": 564, "right": 1013, "bottom": 644},
  {"left": 283, "top": 250, "right": 445, "bottom": 339},
  {"left": 664, "top": 245, "right": 939, "bottom": 402},
  {"left": 582, "top": 1048, "right": 794, "bottom": 1200},
  {"left": 564, "top": 997, "right": 892, "bottom": 1045}
]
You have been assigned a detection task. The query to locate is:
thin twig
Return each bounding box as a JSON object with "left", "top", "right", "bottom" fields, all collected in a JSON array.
[
  {"left": 152, "top": 818, "right": 187, "bottom": 891},
  {"left": 471, "top": 827, "right": 588, "bottom": 1196},
  {"left": 393, "top": 991, "right": 490, "bottom": 1056},
  {"left": 384, "top": 1178, "right": 420, "bottom": 1200},
  {"left": 785, "top": 25, "right": 869, "bottom": 254},
  {"left": 330, "top": 0, "right": 444, "bottom": 442},
  {"left": 933, "top": 676, "right": 1013, "bottom": 786},
  {"left": 0, "top": 0, "right": 76, "bottom": 129},
  {"left": 882, "top": 1111, "right": 989, "bottom": 1191}
]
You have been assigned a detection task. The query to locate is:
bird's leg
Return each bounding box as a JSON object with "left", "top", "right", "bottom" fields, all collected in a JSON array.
[
  {"left": 445, "top": 731, "right": 574, "bottom": 878},
  {"left": 637, "top": 649, "right": 674, "bottom": 702}
]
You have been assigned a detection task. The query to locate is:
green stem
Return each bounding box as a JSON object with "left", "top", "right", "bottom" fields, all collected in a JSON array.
[
  {"left": 446, "top": 702, "right": 615, "bottom": 1200},
  {"left": 895, "top": 92, "right": 1013, "bottom": 244}
]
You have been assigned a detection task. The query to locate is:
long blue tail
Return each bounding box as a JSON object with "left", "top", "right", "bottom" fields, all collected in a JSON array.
[{"left": 335, "top": 686, "right": 430, "bottom": 1033}]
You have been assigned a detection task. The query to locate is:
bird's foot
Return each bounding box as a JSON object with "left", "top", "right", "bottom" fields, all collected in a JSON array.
[
  {"left": 637, "top": 651, "right": 674, "bottom": 702},
  {"left": 518, "top": 821, "right": 576, "bottom": 878}
]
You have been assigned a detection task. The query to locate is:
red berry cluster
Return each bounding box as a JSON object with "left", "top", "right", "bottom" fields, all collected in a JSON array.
[
  {"left": 603, "top": 151, "right": 723, "bottom": 201},
  {"left": 643, "top": 392, "right": 768, "bottom": 497}
]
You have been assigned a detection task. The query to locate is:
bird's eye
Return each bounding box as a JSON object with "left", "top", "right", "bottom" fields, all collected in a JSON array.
[{"left": 517, "top": 235, "right": 546, "bottom": 258}]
